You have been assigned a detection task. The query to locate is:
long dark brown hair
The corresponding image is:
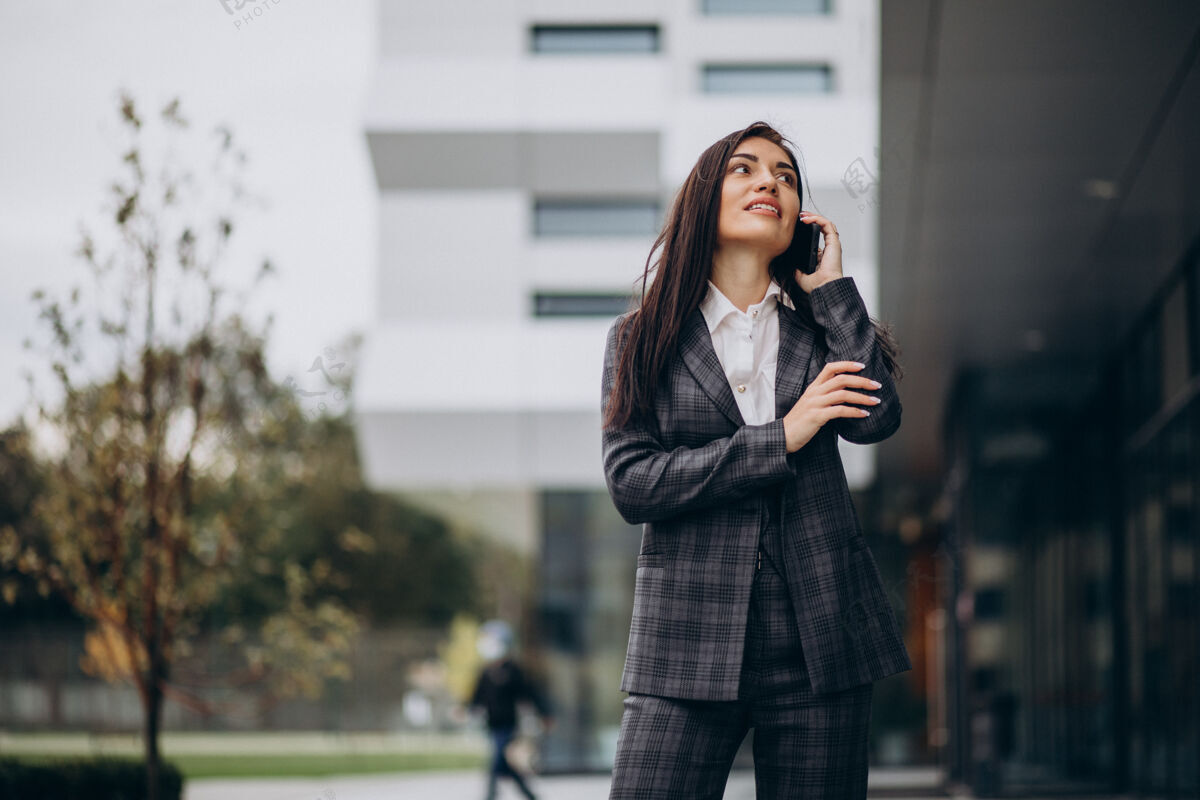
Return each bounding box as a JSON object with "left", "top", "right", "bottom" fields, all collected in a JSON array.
[{"left": 602, "top": 120, "right": 902, "bottom": 431}]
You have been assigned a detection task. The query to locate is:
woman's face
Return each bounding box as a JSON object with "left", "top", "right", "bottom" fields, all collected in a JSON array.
[{"left": 715, "top": 136, "right": 800, "bottom": 260}]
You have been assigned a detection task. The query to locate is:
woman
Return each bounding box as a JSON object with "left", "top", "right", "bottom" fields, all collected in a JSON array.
[{"left": 600, "top": 121, "right": 912, "bottom": 799}]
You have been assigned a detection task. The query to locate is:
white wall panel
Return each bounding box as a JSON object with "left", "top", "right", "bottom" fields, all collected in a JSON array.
[{"left": 377, "top": 190, "right": 527, "bottom": 321}]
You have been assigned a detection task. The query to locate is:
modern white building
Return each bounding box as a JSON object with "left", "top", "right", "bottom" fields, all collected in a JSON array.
[{"left": 354, "top": 0, "right": 884, "bottom": 769}]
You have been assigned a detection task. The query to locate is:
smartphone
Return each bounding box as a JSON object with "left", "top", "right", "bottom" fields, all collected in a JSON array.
[
  {"left": 770, "top": 218, "right": 823, "bottom": 288},
  {"left": 795, "top": 220, "right": 822, "bottom": 275}
]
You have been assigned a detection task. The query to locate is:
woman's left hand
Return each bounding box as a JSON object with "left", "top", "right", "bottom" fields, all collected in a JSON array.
[{"left": 795, "top": 210, "right": 843, "bottom": 293}]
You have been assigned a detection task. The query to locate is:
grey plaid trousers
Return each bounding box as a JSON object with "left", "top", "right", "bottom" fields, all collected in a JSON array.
[{"left": 608, "top": 506, "right": 874, "bottom": 800}]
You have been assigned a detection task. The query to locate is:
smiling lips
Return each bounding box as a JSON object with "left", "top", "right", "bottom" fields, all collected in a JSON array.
[{"left": 745, "top": 199, "right": 781, "bottom": 218}]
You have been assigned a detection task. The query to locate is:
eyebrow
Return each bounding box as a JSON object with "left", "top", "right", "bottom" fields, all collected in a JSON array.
[{"left": 729, "top": 152, "right": 796, "bottom": 172}]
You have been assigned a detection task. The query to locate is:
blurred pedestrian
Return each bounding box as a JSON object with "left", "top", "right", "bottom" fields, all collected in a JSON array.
[
  {"left": 469, "top": 620, "right": 554, "bottom": 800},
  {"left": 600, "top": 121, "right": 912, "bottom": 799}
]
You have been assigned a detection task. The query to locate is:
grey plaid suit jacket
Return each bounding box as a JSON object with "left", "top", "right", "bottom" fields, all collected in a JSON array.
[{"left": 601, "top": 276, "right": 912, "bottom": 700}]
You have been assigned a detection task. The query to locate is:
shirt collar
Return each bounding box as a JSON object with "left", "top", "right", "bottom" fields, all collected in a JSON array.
[{"left": 699, "top": 278, "right": 787, "bottom": 333}]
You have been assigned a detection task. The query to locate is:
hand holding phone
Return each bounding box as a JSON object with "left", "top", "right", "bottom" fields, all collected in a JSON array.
[
  {"left": 795, "top": 211, "right": 844, "bottom": 293},
  {"left": 774, "top": 211, "right": 842, "bottom": 292}
]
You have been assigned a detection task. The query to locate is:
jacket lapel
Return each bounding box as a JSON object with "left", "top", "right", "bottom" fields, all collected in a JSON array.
[
  {"left": 679, "top": 308, "right": 745, "bottom": 428},
  {"left": 775, "top": 303, "right": 816, "bottom": 420},
  {"left": 679, "top": 301, "right": 817, "bottom": 428}
]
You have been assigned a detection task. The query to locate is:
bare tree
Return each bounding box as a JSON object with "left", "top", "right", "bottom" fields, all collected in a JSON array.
[{"left": 1, "top": 91, "right": 357, "bottom": 800}]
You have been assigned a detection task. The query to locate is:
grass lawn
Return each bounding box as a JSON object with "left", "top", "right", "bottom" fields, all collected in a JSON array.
[{"left": 169, "top": 751, "right": 486, "bottom": 779}]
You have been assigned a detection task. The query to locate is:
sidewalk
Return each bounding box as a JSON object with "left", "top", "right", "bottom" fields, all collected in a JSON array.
[{"left": 185, "top": 766, "right": 950, "bottom": 800}]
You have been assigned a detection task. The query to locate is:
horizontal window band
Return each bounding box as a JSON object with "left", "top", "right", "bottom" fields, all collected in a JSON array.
[
  {"left": 533, "top": 293, "right": 634, "bottom": 317},
  {"left": 534, "top": 199, "right": 661, "bottom": 237},
  {"left": 702, "top": 0, "right": 830, "bottom": 14},
  {"left": 530, "top": 24, "right": 660, "bottom": 54},
  {"left": 702, "top": 63, "right": 833, "bottom": 94}
]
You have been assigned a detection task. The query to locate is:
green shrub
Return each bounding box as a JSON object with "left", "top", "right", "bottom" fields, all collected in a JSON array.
[{"left": 0, "top": 757, "right": 183, "bottom": 800}]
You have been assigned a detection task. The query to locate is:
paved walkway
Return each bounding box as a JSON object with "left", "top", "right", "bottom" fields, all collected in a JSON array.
[{"left": 185, "top": 766, "right": 950, "bottom": 800}]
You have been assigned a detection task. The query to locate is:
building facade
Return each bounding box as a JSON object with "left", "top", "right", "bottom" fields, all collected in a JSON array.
[{"left": 354, "top": 0, "right": 906, "bottom": 771}]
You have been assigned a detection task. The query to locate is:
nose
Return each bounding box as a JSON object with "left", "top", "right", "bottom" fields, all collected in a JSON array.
[{"left": 756, "top": 171, "right": 778, "bottom": 193}]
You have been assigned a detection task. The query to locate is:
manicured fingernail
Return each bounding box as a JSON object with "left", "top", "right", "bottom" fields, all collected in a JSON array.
[
  {"left": 861, "top": 409, "right": 871, "bottom": 416},
  {"left": 853, "top": 362, "right": 865, "bottom": 368},
  {"left": 870, "top": 380, "right": 882, "bottom": 388}
]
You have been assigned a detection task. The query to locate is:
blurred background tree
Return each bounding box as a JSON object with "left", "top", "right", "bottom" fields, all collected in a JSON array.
[{"left": 0, "top": 90, "right": 359, "bottom": 800}]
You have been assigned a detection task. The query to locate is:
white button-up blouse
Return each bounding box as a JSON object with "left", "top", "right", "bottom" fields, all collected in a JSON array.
[{"left": 698, "top": 278, "right": 794, "bottom": 426}]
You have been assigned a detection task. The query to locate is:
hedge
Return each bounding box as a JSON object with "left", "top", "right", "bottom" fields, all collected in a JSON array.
[{"left": 0, "top": 757, "right": 183, "bottom": 800}]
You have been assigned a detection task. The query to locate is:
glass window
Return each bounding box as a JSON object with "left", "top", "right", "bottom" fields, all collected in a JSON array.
[
  {"left": 537, "top": 489, "right": 643, "bottom": 770},
  {"left": 702, "top": 63, "right": 833, "bottom": 94},
  {"left": 533, "top": 293, "right": 633, "bottom": 318},
  {"left": 973, "top": 587, "right": 1005, "bottom": 620},
  {"left": 1161, "top": 281, "right": 1189, "bottom": 405},
  {"left": 702, "top": 0, "right": 830, "bottom": 13},
  {"left": 1122, "top": 318, "right": 1163, "bottom": 437},
  {"left": 531, "top": 25, "right": 660, "bottom": 54},
  {"left": 1187, "top": 261, "right": 1200, "bottom": 377},
  {"left": 533, "top": 199, "right": 660, "bottom": 237}
]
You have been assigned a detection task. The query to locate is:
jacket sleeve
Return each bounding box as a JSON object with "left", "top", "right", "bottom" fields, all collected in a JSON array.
[
  {"left": 601, "top": 317, "right": 793, "bottom": 525},
  {"left": 808, "top": 276, "right": 902, "bottom": 445}
]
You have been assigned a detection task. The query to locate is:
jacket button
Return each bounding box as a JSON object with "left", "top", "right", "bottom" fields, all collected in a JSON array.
[{"left": 736, "top": 384, "right": 746, "bottom": 393}]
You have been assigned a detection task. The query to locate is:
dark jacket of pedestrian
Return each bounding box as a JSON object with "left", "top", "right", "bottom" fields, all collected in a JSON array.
[{"left": 470, "top": 658, "right": 552, "bottom": 731}]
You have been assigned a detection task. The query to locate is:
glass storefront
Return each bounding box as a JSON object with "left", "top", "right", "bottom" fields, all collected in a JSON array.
[
  {"left": 943, "top": 240, "right": 1200, "bottom": 797},
  {"left": 536, "top": 490, "right": 641, "bottom": 772}
]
